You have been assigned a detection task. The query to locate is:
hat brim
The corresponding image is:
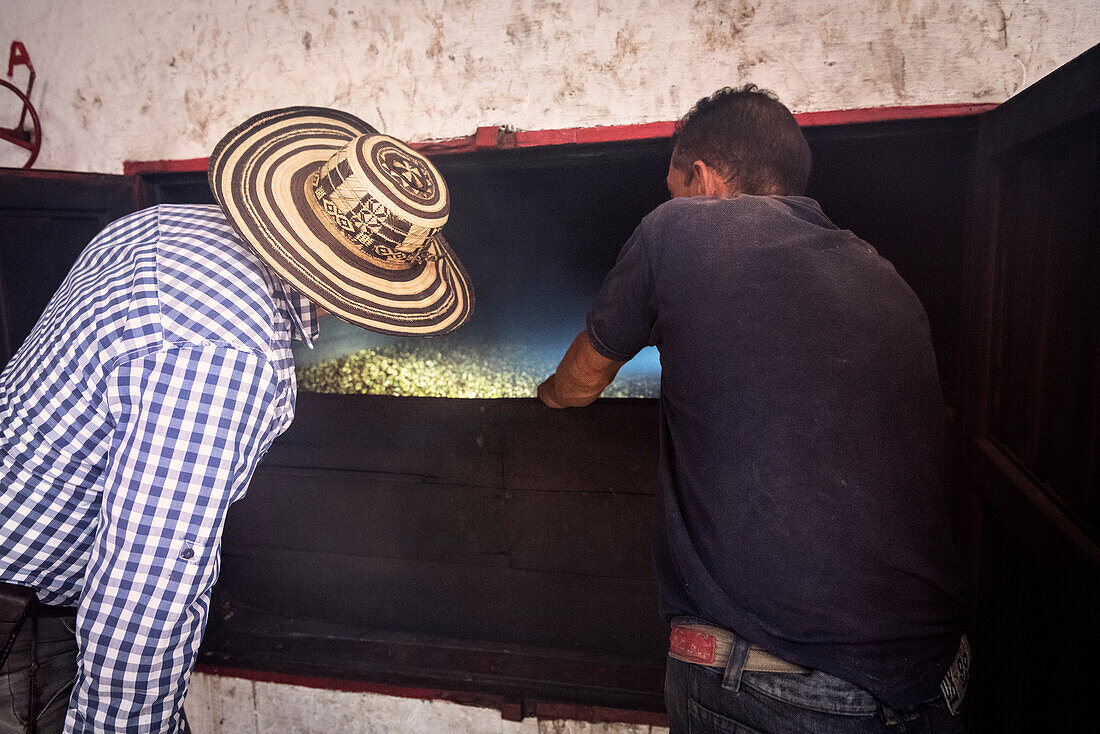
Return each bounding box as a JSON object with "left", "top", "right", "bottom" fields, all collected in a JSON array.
[{"left": 209, "top": 107, "right": 474, "bottom": 336}]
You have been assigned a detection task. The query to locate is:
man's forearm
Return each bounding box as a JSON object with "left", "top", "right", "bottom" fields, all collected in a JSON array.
[{"left": 538, "top": 331, "right": 625, "bottom": 408}]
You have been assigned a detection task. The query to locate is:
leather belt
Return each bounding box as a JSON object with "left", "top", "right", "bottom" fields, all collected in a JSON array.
[{"left": 669, "top": 622, "right": 810, "bottom": 674}]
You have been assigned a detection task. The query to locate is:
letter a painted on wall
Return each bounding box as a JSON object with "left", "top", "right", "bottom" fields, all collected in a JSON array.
[
  {"left": 1, "top": 41, "right": 42, "bottom": 167},
  {"left": 8, "top": 41, "right": 34, "bottom": 77}
]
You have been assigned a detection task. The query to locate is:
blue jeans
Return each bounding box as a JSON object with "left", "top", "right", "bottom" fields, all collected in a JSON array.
[
  {"left": 0, "top": 613, "right": 77, "bottom": 734},
  {"left": 1, "top": 610, "right": 192, "bottom": 734},
  {"left": 664, "top": 637, "right": 968, "bottom": 733}
]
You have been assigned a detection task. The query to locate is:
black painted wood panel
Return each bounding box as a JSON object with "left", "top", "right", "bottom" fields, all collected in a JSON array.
[
  {"left": 960, "top": 44, "right": 1100, "bottom": 732},
  {"left": 989, "top": 126, "right": 1098, "bottom": 528},
  {"left": 208, "top": 392, "right": 668, "bottom": 699},
  {"left": 505, "top": 489, "right": 654, "bottom": 579},
  {"left": 199, "top": 605, "right": 666, "bottom": 713},
  {"left": 262, "top": 393, "right": 504, "bottom": 486},
  {"left": 502, "top": 398, "right": 659, "bottom": 493},
  {"left": 228, "top": 467, "right": 510, "bottom": 567},
  {"left": 218, "top": 545, "right": 663, "bottom": 659},
  {"left": 0, "top": 169, "right": 139, "bottom": 365}
]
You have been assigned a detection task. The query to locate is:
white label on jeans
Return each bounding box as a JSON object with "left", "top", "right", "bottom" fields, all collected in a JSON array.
[{"left": 940, "top": 635, "right": 970, "bottom": 715}]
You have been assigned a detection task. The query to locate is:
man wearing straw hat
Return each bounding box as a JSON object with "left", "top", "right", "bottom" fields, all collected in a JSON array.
[
  {"left": 0, "top": 107, "right": 471, "bottom": 733},
  {"left": 539, "top": 85, "right": 970, "bottom": 733}
]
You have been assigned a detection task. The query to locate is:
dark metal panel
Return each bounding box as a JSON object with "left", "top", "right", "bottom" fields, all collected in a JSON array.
[
  {"left": 960, "top": 44, "right": 1100, "bottom": 732},
  {"left": 0, "top": 169, "right": 140, "bottom": 365}
]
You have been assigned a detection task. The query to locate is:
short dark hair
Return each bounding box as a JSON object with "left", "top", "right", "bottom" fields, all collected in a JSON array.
[{"left": 671, "top": 85, "right": 812, "bottom": 196}]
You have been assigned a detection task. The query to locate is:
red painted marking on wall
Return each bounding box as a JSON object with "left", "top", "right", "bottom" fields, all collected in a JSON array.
[
  {"left": 123, "top": 103, "right": 1000, "bottom": 174},
  {"left": 7, "top": 41, "right": 33, "bottom": 76}
]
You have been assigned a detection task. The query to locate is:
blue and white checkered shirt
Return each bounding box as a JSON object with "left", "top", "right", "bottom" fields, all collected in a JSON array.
[{"left": 0, "top": 204, "right": 317, "bottom": 733}]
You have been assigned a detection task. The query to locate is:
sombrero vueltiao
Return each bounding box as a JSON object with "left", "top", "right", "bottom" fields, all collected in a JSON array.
[{"left": 208, "top": 106, "right": 473, "bottom": 336}]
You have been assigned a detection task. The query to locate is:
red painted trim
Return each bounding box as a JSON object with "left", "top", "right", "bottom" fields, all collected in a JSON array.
[
  {"left": 123, "top": 157, "right": 209, "bottom": 176},
  {"left": 474, "top": 125, "right": 499, "bottom": 149},
  {"left": 412, "top": 136, "right": 479, "bottom": 156},
  {"left": 193, "top": 664, "right": 669, "bottom": 725},
  {"left": 513, "top": 120, "right": 678, "bottom": 148},
  {"left": 123, "top": 103, "right": 999, "bottom": 174},
  {"left": 794, "top": 103, "right": 998, "bottom": 127}
]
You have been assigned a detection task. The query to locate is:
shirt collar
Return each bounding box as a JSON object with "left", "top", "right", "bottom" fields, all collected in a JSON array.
[{"left": 275, "top": 280, "right": 319, "bottom": 349}]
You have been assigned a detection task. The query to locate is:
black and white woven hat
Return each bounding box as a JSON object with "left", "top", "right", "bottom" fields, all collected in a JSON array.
[{"left": 208, "top": 106, "right": 473, "bottom": 336}]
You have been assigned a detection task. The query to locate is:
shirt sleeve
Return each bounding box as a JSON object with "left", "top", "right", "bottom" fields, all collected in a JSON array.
[
  {"left": 585, "top": 224, "right": 658, "bottom": 362},
  {"left": 67, "top": 344, "right": 283, "bottom": 734}
]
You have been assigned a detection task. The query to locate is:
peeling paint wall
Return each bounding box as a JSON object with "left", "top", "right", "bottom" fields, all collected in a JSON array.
[
  {"left": 187, "top": 673, "right": 669, "bottom": 734},
  {"left": 0, "top": 1, "right": 1095, "bottom": 172}
]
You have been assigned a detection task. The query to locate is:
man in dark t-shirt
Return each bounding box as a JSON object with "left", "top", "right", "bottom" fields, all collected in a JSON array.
[{"left": 538, "top": 86, "right": 970, "bottom": 733}]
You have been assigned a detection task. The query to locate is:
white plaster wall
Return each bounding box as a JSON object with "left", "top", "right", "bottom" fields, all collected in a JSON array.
[
  {"left": 186, "top": 672, "right": 670, "bottom": 734},
  {"left": 0, "top": 1, "right": 1096, "bottom": 172}
]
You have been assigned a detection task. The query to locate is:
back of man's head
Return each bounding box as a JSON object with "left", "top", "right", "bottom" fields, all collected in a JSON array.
[{"left": 672, "top": 85, "right": 812, "bottom": 197}]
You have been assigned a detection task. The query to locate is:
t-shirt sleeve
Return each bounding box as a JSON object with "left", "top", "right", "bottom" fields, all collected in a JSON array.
[{"left": 585, "top": 225, "right": 657, "bottom": 362}]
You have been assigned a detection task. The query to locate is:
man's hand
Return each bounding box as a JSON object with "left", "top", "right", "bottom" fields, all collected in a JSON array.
[{"left": 537, "top": 374, "right": 566, "bottom": 409}]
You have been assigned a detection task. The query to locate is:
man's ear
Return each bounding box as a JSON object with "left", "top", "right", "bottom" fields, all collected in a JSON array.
[{"left": 691, "top": 160, "right": 733, "bottom": 197}]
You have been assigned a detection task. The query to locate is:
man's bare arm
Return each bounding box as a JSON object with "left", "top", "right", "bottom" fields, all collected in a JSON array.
[{"left": 537, "top": 331, "right": 626, "bottom": 408}]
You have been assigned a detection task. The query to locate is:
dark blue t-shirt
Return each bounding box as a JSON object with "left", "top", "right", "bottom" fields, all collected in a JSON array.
[{"left": 586, "top": 195, "right": 969, "bottom": 708}]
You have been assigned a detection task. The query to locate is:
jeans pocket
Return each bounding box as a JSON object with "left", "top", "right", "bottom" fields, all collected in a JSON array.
[
  {"left": 741, "top": 670, "right": 880, "bottom": 716},
  {"left": 688, "top": 696, "right": 767, "bottom": 734},
  {"left": 3, "top": 669, "right": 28, "bottom": 727}
]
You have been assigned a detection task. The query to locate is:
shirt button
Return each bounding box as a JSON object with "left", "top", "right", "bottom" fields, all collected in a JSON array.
[{"left": 180, "top": 548, "right": 195, "bottom": 560}]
